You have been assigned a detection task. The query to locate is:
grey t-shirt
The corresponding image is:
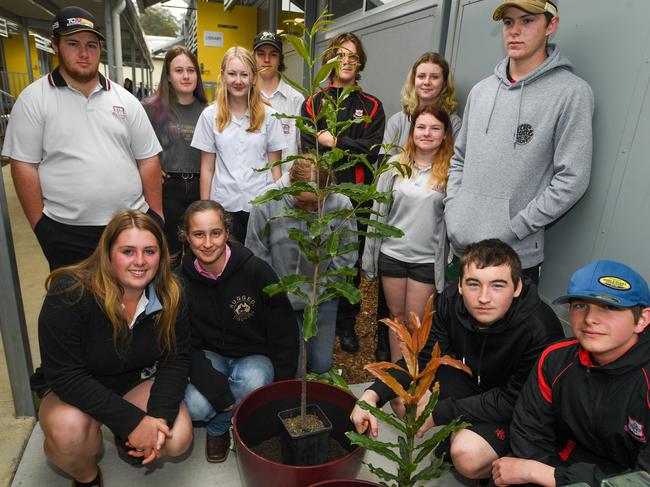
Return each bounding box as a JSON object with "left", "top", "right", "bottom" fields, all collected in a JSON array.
[
  {"left": 380, "top": 167, "right": 445, "bottom": 263},
  {"left": 147, "top": 99, "right": 206, "bottom": 173}
]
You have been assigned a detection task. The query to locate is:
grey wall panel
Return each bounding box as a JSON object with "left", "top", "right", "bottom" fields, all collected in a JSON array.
[
  {"left": 283, "top": 1, "right": 446, "bottom": 117},
  {"left": 446, "top": 0, "right": 650, "bottom": 315}
]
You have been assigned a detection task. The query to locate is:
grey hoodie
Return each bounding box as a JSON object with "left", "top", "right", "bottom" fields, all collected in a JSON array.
[
  {"left": 245, "top": 173, "right": 358, "bottom": 310},
  {"left": 445, "top": 44, "right": 594, "bottom": 268}
]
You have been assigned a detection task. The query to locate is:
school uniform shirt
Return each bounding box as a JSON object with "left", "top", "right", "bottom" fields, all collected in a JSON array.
[
  {"left": 190, "top": 103, "right": 287, "bottom": 212},
  {"left": 261, "top": 78, "right": 305, "bottom": 166},
  {"left": 510, "top": 333, "right": 650, "bottom": 486},
  {"left": 37, "top": 279, "right": 191, "bottom": 440},
  {"left": 1, "top": 68, "right": 162, "bottom": 225}
]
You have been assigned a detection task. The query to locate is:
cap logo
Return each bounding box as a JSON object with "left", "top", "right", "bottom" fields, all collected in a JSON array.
[
  {"left": 67, "top": 17, "right": 94, "bottom": 28},
  {"left": 589, "top": 294, "right": 620, "bottom": 303},
  {"left": 260, "top": 31, "right": 275, "bottom": 40},
  {"left": 544, "top": 2, "right": 558, "bottom": 17},
  {"left": 598, "top": 276, "right": 631, "bottom": 291}
]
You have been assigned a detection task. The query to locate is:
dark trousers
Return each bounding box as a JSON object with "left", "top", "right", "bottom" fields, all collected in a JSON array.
[
  {"left": 162, "top": 174, "right": 200, "bottom": 255},
  {"left": 229, "top": 210, "right": 250, "bottom": 244},
  {"left": 33, "top": 214, "right": 105, "bottom": 271},
  {"left": 33, "top": 209, "right": 164, "bottom": 271}
]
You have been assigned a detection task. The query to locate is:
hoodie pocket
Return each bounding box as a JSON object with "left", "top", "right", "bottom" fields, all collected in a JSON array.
[{"left": 446, "top": 188, "right": 517, "bottom": 250}]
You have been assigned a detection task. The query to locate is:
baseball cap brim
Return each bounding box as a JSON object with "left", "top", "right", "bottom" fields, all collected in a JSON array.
[
  {"left": 493, "top": 2, "right": 547, "bottom": 20},
  {"left": 254, "top": 40, "right": 281, "bottom": 51},
  {"left": 60, "top": 27, "right": 105, "bottom": 40},
  {"left": 553, "top": 293, "right": 639, "bottom": 308}
]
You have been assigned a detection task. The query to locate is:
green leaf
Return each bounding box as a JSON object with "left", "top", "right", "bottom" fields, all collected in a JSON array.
[
  {"left": 306, "top": 368, "right": 353, "bottom": 393},
  {"left": 414, "top": 388, "right": 439, "bottom": 432},
  {"left": 411, "top": 454, "right": 449, "bottom": 482},
  {"left": 319, "top": 267, "right": 358, "bottom": 278},
  {"left": 279, "top": 71, "right": 309, "bottom": 96},
  {"left": 345, "top": 431, "right": 403, "bottom": 466},
  {"left": 365, "top": 462, "right": 400, "bottom": 484},
  {"left": 312, "top": 58, "right": 337, "bottom": 92},
  {"left": 284, "top": 34, "right": 310, "bottom": 66},
  {"left": 354, "top": 400, "right": 407, "bottom": 434},
  {"left": 302, "top": 304, "right": 318, "bottom": 340},
  {"left": 326, "top": 281, "right": 361, "bottom": 304},
  {"left": 413, "top": 420, "right": 468, "bottom": 465},
  {"left": 326, "top": 232, "right": 339, "bottom": 257},
  {"left": 316, "top": 290, "right": 338, "bottom": 304},
  {"left": 357, "top": 217, "right": 405, "bottom": 238}
]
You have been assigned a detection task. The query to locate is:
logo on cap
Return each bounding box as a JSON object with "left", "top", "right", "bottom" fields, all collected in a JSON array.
[
  {"left": 67, "top": 17, "right": 95, "bottom": 28},
  {"left": 598, "top": 276, "right": 631, "bottom": 291},
  {"left": 260, "top": 31, "right": 276, "bottom": 40}
]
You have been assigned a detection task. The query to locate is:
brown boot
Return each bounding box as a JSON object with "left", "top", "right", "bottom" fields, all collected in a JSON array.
[{"left": 206, "top": 430, "right": 230, "bottom": 463}]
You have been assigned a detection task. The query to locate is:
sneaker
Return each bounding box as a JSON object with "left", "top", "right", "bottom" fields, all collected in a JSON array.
[
  {"left": 206, "top": 430, "right": 230, "bottom": 463},
  {"left": 339, "top": 329, "right": 359, "bottom": 353}
]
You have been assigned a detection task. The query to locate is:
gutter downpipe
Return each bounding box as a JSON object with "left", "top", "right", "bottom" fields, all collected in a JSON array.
[{"left": 112, "top": 0, "right": 127, "bottom": 84}]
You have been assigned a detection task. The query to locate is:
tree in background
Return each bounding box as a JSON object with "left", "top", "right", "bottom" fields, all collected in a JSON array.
[{"left": 139, "top": 6, "right": 179, "bottom": 37}]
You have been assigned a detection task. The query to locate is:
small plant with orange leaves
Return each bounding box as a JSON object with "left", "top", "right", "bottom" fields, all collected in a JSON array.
[{"left": 346, "top": 296, "right": 472, "bottom": 487}]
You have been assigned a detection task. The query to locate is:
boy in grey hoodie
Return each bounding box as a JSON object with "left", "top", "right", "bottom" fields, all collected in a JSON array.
[{"left": 445, "top": 0, "right": 594, "bottom": 283}]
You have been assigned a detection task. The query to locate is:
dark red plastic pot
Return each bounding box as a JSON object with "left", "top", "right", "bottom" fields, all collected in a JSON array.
[
  {"left": 308, "top": 480, "right": 382, "bottom": 487},
  {"left": 233, "top": 380, "right": 365, "bottom": 487}
]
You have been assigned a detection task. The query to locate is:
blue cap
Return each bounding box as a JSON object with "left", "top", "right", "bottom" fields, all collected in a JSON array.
[{"left": 554, "top": 260, "right": 650, "bottom": 308}]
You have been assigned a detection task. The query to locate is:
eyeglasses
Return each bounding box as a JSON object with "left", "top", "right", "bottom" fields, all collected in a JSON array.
[{"left": 336, "top": 52, "right": 360, "bottom": 64}]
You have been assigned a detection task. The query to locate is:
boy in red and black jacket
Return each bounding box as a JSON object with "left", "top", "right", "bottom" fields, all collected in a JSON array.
[
  {"left": 301, "top": 32, "right": 385, "bottom": 352},
  {"left": 493, "top": 260, "right": 650, "bottom": 486},
  {"left": 300, "top": 32, "right": 385, "bottom": 186}
]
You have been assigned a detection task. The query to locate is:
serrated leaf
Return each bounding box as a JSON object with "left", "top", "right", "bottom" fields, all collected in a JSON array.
[
  {"left": 353, "top": 399, "right": 407, "bottom": 434},
  {"left": 345, "top": 431, "right": 403, "bottom": 466},
  {"left": 413, "top": 418, "right": 469, "bottom": 464},
  {"left": 411, "top": 454, "right": 449, "bottom": 482},
  {"left": 366, "top": 462, "right": 400, "bottom": 484}
]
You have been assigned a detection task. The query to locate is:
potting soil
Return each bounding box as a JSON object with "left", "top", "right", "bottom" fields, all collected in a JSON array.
[{"left": 282, "top": 413, "right": 326, "bottom": 436}]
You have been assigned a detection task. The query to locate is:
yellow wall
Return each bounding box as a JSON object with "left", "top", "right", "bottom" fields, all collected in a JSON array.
[
  {"left": 196, "top": 2, "right": 258, "bottom": 93},
  {"left": 2, "top": 34, "right": 57, "bottom": 97}
]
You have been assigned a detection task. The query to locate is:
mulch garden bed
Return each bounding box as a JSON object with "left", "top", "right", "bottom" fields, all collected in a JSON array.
[{"left": 332, "top": 276, "right": 379, "bottom": 385}]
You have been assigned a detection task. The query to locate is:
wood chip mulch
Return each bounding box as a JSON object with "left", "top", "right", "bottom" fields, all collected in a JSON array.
[{"left": 332, "top": 276, "right": 379, "bottom": 385}]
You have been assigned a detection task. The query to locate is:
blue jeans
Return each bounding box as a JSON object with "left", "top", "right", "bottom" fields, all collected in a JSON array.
[
  {"left": 295, "top": 299, "right": 338, "bottom": 375},
  {"left": 184, "top": 351, "right": 274, "bottom": 435}
]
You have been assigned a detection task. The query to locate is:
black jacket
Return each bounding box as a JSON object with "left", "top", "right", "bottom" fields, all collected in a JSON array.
[
  {"left": 301, "top": 84, "right": 385, "bottom": 185},
  {"left": 37, "top": 279, "right": 191, "bottom": 440},
  {"left": 176, "top": 241, "right": 299, "bottom": 411},
  {"left": 510, "top": 333, "right": 650, "bottom": 486},
  {"left": 369, "top": 280, "right": 564, "bottom": 424}
]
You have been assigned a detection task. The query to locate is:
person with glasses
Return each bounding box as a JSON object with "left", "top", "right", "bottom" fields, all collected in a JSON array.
[{"left": 301, "top": 32, "right": 386, "bottom": 353}]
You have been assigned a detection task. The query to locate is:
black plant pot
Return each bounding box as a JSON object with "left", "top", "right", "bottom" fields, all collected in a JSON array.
[{"left": 279, "top": 403, "right": 333, "bottom": 466}]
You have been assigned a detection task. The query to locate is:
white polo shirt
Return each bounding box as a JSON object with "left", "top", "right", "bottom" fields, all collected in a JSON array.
[
  {"left": 191, "top": 103, "right": 286, "bottom": 212},
  {"left": 1, "top": 68, "right": 162, "bottom": 225},
  {"left": 261, "top": 77, "right": 304, "bottom": 166}
]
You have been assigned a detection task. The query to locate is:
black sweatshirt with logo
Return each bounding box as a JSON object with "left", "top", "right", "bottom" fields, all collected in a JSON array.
[
  {"left": 369, "top": 280, "right": 564, "bottom": 425},
  {"left": 37, "top": 279, "right": 191, "bottom": 440},
  {"left": 176, "top": 241, "right": 299, "bottom": 412},
  {"left": 510, "top": 332, "right": 650, "bottom": 486}
]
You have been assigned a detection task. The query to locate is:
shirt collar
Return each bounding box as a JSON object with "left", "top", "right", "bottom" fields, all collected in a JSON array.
[
  {"left": 48, "top": 66, "right": 111, "bottom": 91},
  {"left": 193, "top": 243, "right": 232, "bottom": 280}
]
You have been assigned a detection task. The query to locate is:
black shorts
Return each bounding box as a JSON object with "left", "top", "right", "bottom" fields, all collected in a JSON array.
[
  {"left": 436, "top": 365, "right": 510, "bottom": 457},
  {"left": 378, "top": 252, "right": 435, "bottom": 285}
]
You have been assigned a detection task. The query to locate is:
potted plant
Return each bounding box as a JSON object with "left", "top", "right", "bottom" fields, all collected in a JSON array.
[
  {"left": 232, "top": 10, "right": 403, "bottom": 487},
  {"left": 346, "top": 296, "right": 471, "bottom": 487}
]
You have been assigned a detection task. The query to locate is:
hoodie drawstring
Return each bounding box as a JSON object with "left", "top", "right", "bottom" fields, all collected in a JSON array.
[
  {"left": 484, "top": 83, "right": 501, "bottom": 134},
  {"left": 476, "top": 335, "right": 488, "bottom": 387},
  {"left": 513, "top": 79, "right": 526, "bottom": 147}
]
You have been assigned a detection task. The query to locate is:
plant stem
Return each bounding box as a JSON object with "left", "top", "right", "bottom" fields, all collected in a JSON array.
[{"left": 300, "top": 337, "right": 307, "bottom": 428}]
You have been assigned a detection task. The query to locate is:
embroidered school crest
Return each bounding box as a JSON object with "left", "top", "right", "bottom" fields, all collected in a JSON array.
[
  {"left": 624, "top": 416, "right": 647, "bottom": 443},
  {"left": 112, "top": 105, "right": 126, "bottom": 120},
  {"left": 354, "top": 108, "right": 364, "bottom": 118},
  {"left": 230, "top": 295, "right": 255, "bottom": 322},
  {"left": 515, "top": 123, "right": 534, "bottom": 145}
]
